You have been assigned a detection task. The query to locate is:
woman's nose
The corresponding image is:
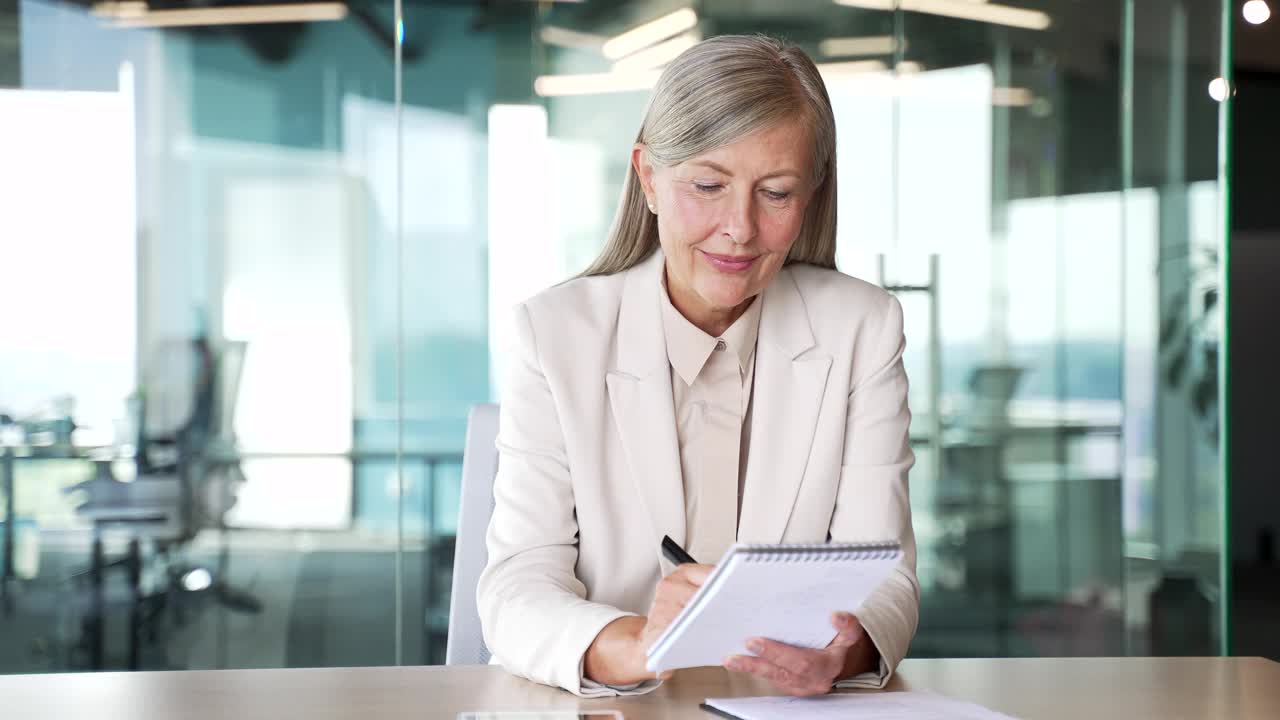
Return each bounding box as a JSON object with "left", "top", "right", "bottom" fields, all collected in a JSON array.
[{"left": 721, "top": 190, "right": 757, "bottom": 245}]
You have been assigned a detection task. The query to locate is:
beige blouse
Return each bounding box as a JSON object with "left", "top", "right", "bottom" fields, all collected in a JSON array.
[{"left": 658, "top": 272, "right": 763, "bottom": 564}]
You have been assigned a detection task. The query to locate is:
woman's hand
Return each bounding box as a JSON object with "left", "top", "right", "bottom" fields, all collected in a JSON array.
[
  {"left": 583, "top": 563, "right": 714, "bottom": 686},
  {"left": 723, "top": 612, "right": 878, "bottom": 696},
  {"left": 638, "top": 563, "right": 714, "bottom": 653}
]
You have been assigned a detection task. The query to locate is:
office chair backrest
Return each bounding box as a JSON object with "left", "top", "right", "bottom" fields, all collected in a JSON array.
[
  {"left": 446, "top": 403, "right": 499, "bottom": 665},
  {"left": 212, "top": 341, "right": 248, "bottom": 444},
  {"left": 964, "top": 364, "right": 1024, "bottom": 430},
  {"left": 140, "top": 338, "right": 203, "bottom": 439}
]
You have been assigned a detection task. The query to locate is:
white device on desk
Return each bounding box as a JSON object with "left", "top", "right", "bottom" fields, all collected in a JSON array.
[
  {"left": 700, "top": 691, "right": 1017, "bottom": 720},
  {"left": 646, "top": 542, "right": 902, "bottom": 673}
]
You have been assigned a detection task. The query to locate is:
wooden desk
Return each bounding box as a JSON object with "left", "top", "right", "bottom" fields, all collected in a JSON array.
[{"left": 2, "top": 658, "right": 1277, "bottom": 719}]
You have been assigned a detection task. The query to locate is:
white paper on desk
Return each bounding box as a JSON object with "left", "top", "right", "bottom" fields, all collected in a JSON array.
[
  {"left": 703, "top": 691, "right": 1021, "bottom": 720},
  {"left": 646, "top": 543, "right": 901, "bottom": 673}
]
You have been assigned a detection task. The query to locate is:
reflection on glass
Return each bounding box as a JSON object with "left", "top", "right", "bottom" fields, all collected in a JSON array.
[
  {"left": 530, "top": 0, "right": 1227, "bottom": 660},
  {"left": 0, "top": 0, "right": 1228, "bottom": 674},
  {"left": 0, "top": 0, "right": 474, "bottom": 671}
]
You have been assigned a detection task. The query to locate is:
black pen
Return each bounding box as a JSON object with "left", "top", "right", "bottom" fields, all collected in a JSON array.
[{"left": 661, "top": 535, "right": 699, "bottom": 566}]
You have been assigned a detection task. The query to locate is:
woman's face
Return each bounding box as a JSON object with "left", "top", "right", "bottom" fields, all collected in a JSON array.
[{"left": 634, "top": 119, "right": 816, "bottom": 324}]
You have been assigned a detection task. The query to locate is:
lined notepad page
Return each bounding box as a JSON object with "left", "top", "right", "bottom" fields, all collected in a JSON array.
[
  {"left": 703, "top": 691, "right": 1020, "bottom": 720},
  {"left": 646, "top": 543, "right": 901, "bottom": 673}
]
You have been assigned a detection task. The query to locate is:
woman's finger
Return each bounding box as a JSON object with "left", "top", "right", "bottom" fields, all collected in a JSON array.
[
  {"left": 826, "top": 612, "right": 866, "bottom": 650},
  {"left": 745, "top": 636, "right": 824, "bottom": 679},
  {"left": 655, "top": 576, "right": 700, "bottom": 608},
  {"left": 725, "top": 654, "right": 802, "bottom": 687},
  {"left": 724, "top": 654, "right": 829, "bottom": 697},
  {"left": 670, "top": 562, "right": 715, "bottom": 587},
  {"left": 650, "top": 597, "right": 692, "bottom": 627},
  {"left": 646, "top": 579, "right": 703, "bottom": 632}
]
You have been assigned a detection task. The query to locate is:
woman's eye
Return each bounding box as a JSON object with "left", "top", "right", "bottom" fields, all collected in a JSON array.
[
  {"left": 693, "top": 182, "right": 722, "bottom": 194},
  {"left": 763, "top": 189, "right": 791, "bottom": 202}
]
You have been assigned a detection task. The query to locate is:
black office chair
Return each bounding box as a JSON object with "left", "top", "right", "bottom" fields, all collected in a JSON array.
[{"left": 63, "top": 337, "right": 260, "bottom": 669}]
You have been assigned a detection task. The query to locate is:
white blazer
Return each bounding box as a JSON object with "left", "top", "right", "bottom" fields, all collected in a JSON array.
[{"left": 478, "top": 249, "right": 918, "bottom": 696}]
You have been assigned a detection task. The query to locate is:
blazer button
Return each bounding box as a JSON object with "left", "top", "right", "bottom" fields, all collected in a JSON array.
[{"left": 715, "top": 339, "right": 727, "bottom": 351}]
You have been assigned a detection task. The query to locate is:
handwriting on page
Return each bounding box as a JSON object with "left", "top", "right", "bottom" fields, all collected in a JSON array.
[{"left": 703, "top": 691, "right": 1021, "bottom": 720}]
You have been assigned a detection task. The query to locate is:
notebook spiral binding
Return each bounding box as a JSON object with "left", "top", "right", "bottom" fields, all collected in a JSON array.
[{"left": 738, "top": 542, "right": 901, "bottom": 563}]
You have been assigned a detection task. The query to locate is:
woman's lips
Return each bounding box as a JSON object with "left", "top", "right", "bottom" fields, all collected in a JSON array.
[{"left": 701, "top": 250, "right": 758, "bottom": 273}]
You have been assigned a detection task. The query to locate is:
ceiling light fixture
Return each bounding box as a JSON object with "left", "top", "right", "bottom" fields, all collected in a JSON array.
[
  {"left": 602, "top": 8, "right": 698, "bottom": 60},
  {"left": 816, "top": 59, "right": 890, "bottom": 79},
  {"left": 612, "top": 31, "right": 699, "bottom": 72},
  {"left": 1208, "top": 77, "right": 1230, "bottom": 102},
  {"left": 1243, "top": 0, "right": 1271, "bottom": 25},
  {"left": 534, "top": 70, "right": 663, "bottom": 97},
  {"left": 539, "top": 25, "right": 608, "bottom": 51},
  {"left": 97, "top": 2, "right": 349, "bottom": 29},
  {"left": 818, "top": 35, "right": 901, "bottom": 58},
  {"left": 992, "top": 86, "right": 1034, "bottom": 106},
  {"left": 835, "top": 0, "right": 1051, "bottom": 31}
]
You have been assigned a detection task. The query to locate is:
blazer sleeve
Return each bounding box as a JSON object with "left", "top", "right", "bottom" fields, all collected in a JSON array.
[
  {"left": 476, "top": 303, "right": 642, "bottom": 697},
  {"left": 828, "top": 294, "right": 920, "bottom": 689}
]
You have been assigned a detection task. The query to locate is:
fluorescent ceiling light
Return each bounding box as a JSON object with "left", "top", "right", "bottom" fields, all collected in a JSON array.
[
  {"left": 833, "top": 0, "right": 894, "bottom": 8},
  {"left": 98, "top": 2, "right": 348, "bottom": 28},
  {"left": 539, "top": 25, "right": 607, "bottom": 50},
  {"left": 612, "top": 31, "right": 699, "bottom": 72},
  {"left": 602, "top": 8, "right": 698, "bottom": 60},
  {"left": 991, "top": 86, "right": 1034, "bottom": 106},
  {"left": 816, "top": 59, "right": 889, "bottom": 75},
  {"left": 90, "top": 1, "right": 147, "bottom": 19},
  {"left": 816, "top": 59, "right": 889, "bottom": 81},
  {"left": 819, "top": 35, "right": 901, "bottom": 58},
  {"left": 534, "top": 70, "right": 663, "bottom": 97},
  {"left": 835, "top": 0, "right": 1051, "bottom": 31}
]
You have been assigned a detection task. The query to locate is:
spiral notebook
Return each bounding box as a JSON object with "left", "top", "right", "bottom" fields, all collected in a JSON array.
[{"left": 645, "top": 541, "right": 902, "bottom": 673}]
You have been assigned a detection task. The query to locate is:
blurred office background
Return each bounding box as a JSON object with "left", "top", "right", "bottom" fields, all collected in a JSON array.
[{"left": 0, "top": 0, "right": 1272, "bottom": 673}]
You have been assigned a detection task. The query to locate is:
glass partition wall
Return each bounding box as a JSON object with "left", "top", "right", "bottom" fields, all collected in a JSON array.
[
  {"left": 0, "top": 0, "right": 476, "bottom": 670},
  {"left": 0, "top": 0, "right": 1229, "bottom": 672},
  {"left": 524, "top": 0, "right": 1231, "bottom": 658}
]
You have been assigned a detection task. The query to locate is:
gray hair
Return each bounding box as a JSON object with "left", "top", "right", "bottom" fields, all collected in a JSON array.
[{"left": 582, "top": 34, "right": 838, "bottom": 277}]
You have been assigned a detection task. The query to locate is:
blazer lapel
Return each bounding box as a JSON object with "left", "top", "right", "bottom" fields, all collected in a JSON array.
[
  {"left": 739, "top": 267, "right": 832, "bottom": 544},
  {"left": 606, "top": 250, "right": 688, "bottom": 558}
]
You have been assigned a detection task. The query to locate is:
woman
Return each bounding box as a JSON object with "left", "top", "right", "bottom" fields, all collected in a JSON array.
[{"left": 477, "top": 34, "right": 918, "bottom": 698}]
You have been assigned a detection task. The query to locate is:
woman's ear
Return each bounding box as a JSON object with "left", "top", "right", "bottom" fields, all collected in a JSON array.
[{"left": 631, "top": 144, "right": 657, "bottom": 208}]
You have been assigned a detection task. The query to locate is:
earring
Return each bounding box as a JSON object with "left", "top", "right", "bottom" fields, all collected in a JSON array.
[{"left": 648, "top": 201, "right": 656, "bottom": 213}]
